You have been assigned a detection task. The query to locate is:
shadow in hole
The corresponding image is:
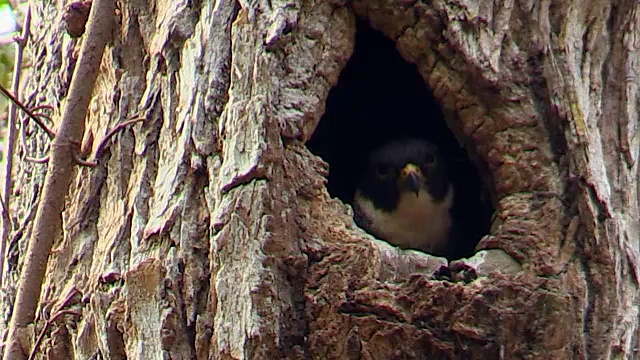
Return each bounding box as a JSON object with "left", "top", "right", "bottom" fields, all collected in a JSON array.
[{"left": 306, "top": 19, "right": 492, "bottom": 260}]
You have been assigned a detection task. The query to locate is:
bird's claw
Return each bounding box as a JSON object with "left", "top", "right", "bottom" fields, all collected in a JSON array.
[
  {"left": 432, "top": 249, "right": 522, "bottom": 282},
  {"left": 432, "top": 262, "right": 477, "bottom": 283}
]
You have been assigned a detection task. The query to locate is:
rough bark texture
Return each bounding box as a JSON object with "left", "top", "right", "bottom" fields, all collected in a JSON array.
[{"left": 1, "top": 0, "right": 638, "bottom": 359}]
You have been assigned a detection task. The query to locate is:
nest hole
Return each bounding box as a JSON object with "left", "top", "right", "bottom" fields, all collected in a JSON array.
[{"left": 307, "top": 19, "right": 493, "bottom": 260}]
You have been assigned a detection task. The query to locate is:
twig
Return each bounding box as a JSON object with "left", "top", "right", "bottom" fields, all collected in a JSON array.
[
  {"left": 73, "top": 117, "right": 145, "bottom": 167},
  {"left": 15, "top": 109, "right": 55, "bottom": 164},
  {"left": 27, "top": 309, "right": 82, "bottom": 360},
  {"left": 1, "top": 5, "right": 31, "bottom": 290},
  {"left": 25, "top": 156, "right": 50, "bottom": 164},
  {"left": 27, "top": 288, "right": 82, "bottom": 360},
  {"left": 56, "top": 286, "right": 81, "bottom": 311},
  {"left": 72, "top": 149, "right": 94, "bottom": 167},
  {"left": 93, "top": 117, "right": 145, "bottom": 159},
  {"left": 19, "top": 111, "right": 54, "bottom": 162},
  {"left": 3, "top": 1, "right": 115, "bottom": 358},
  {"left": 0, "top": 85, "right": 56, "bottom": 139},
  {"left": 30, "top": 113, "right": 53, "bottom": 123},
  {"left": 28, "top": 105, "right": 55, "bottom": 113}
]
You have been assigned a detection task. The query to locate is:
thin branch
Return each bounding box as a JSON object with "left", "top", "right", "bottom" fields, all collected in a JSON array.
[
  {"left": 19, "top": 115, "right": 49, "bottom": 156},
  {"left": 93, "top": 117, "right": 145, "bottom": 159},
  {"left": 30, "top": 113, "right": 53, "bottom": 123},
  {"left": 25, "top": 156, "right": 50, "bottom": 164},
  {"left": 3, "top": 0, "right": 115, "bottom": 358},
  {"left": 1, "top": 5, "right": 31, "bottom": 290},
  {"left": 28, "top": 288, "right": 82, "bottom": 360},
  {"left": 27, "top": 309, "right": 83, "bottom": 360},
  {"left": 28, "top": 105, "right": 55, "bottom": 113},
  {"left": 72, "top": 149, "right": 94, "bottom": 167},
  {"left": 73, "top": 117, "right": 145, "bottom": 167},
  {"left": 0, "top": 85, "right": 56, "bottom": 139},
  {"left": 56, "top": 286, "right": 81, "bottom": 311},
  {"left": 19, "top": 112, "right": 54, "bottom": 161}
]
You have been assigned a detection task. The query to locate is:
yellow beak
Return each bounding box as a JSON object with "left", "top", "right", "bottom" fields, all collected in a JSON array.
[{"left": 400, "top": 164, "right": 422, "bottom": 196}]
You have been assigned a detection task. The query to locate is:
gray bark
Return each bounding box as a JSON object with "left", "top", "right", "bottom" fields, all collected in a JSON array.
[{"left": 1, "top": 0, "right": 638, "bottom": 359}]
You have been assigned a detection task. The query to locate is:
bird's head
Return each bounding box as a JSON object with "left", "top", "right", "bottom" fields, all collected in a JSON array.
[{"left": 356, "top": 138, "right": 450, "bottom": 212}]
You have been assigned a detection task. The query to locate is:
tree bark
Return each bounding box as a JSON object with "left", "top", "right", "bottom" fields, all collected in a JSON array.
[{"left": 1, "top": 0, "right": 638, "bottom": 359}]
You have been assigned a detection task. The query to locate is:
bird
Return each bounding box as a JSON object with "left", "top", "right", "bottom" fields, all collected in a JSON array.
[{"left": 352, "top": 138, "right": 454, "bottom": 255}]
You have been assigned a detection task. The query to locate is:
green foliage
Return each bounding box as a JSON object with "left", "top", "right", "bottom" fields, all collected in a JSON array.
[
  {"left": 1, "top": 1, "right": 17, "bottom": 170},
  {"left": 0, "top": 44, "right": 14, "bottom": 123},
  {"left": 0, "top": 43, "right": 13, "bottom": 86},
  {"left": 0, "top": 1, "right": 16, "bottom": 122}
]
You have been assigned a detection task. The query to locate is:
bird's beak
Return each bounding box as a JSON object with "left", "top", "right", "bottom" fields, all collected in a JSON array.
[{"left": 400, "top": 164, "right": 422, "bottom": 197}]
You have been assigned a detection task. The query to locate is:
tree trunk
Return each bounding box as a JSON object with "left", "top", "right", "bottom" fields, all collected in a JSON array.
[{"left": 1, "top": 0, "right": 638, "bottom": 359}]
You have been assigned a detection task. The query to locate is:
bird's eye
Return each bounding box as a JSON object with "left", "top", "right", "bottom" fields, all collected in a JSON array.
[
  {"left": 424, "top": 153, "right": 436, "bottom": 166},
  {"left": 375, "top": 165, "right": 393, "bottom": 178}
]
